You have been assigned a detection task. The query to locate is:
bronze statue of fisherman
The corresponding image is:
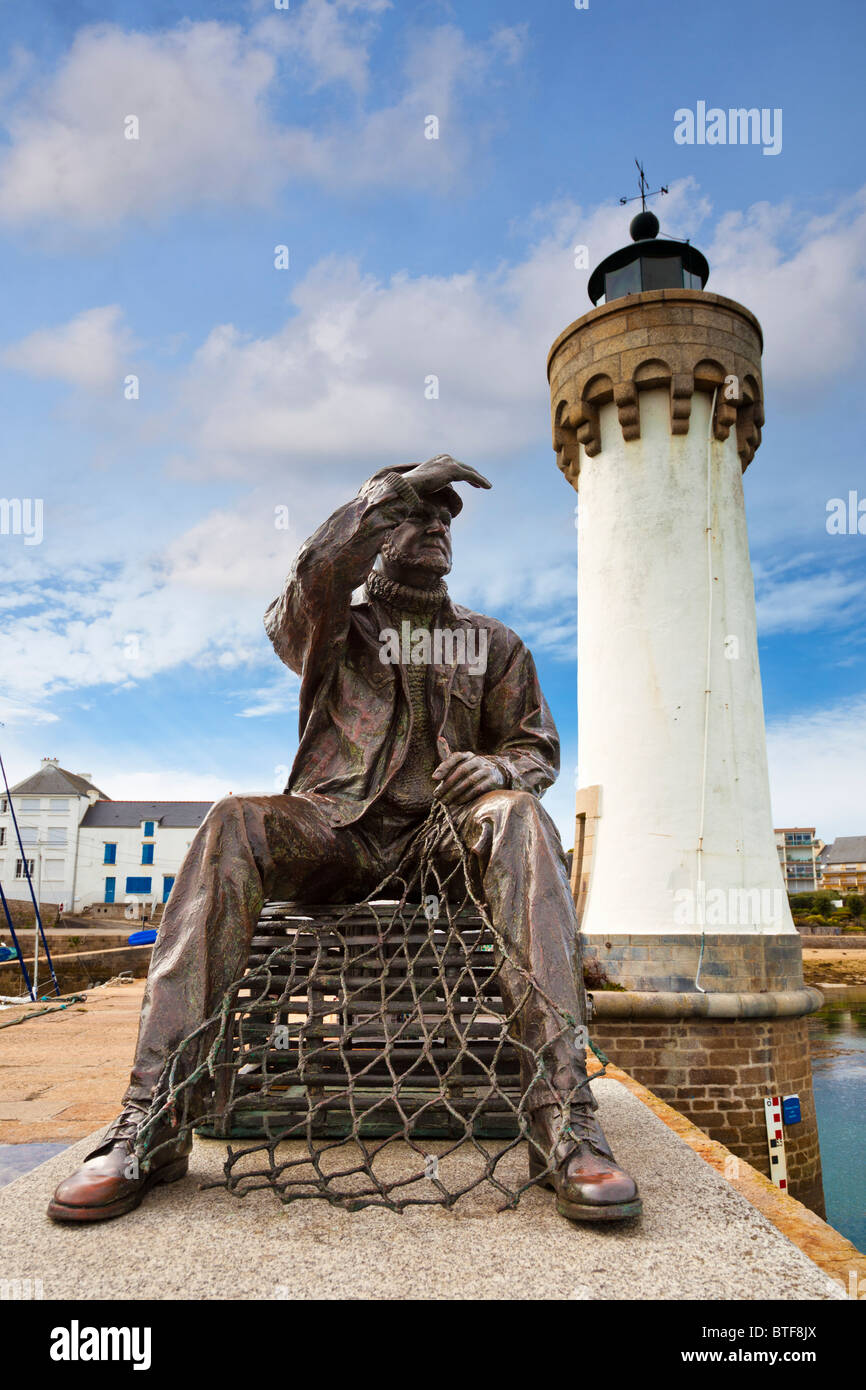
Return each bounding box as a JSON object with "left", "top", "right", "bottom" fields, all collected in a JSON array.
[{"left": 48, "top": 456, "right": 641, "bottom": 1225}]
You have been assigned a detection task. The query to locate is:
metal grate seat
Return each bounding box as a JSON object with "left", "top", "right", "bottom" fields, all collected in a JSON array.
[{"left": 201, "top": 899, "right": 524, "bottom": 1141}]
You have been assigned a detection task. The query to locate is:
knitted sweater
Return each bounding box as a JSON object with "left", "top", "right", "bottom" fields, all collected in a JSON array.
[{"left": 367, "top": 570, "right": 445, "bottom": 812}]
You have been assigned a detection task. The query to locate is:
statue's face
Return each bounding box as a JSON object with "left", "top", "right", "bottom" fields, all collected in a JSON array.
[{"left": 382, "top": 501, "right": 453, "bottom": 580}]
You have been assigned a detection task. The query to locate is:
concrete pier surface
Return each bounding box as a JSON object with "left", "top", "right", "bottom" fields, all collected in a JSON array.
[{"left": 0, "top": 1078, "right": 849, "bottom": 1301}]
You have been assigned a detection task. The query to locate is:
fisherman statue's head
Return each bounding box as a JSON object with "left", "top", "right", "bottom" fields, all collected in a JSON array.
[{"left": 370, "top": 461, "right": 462, "bottom": 589}]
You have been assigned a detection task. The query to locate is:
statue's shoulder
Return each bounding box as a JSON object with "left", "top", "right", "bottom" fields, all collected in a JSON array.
[{"left": 447, "top": 601, "right": 531, "bottom": 656}]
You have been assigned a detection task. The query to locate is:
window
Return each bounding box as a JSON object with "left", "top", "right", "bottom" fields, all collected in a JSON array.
[
  {"left": 604, "top": 260, "right": 641, "bottom": 301},
  {"left": 104, "top": 877, "right": 116, "bottom": 904},
  {"left": 143, "top": 821, "right": 155, "bottom": 838},
  {"left": 18, "top": 826, "right": 37, "bottom": 846},
  {"left": 46, "top": 827, "right": 66, "bottom": 845},
  {"left": 45, "top": 858, "right": 65, "bottom": 881},
  {"left": 125, "top": 876, "right": 152, "bottom": 894},
  {"left": 0, "top": 798, "right": 7, "bottom": 812},
  {"left": 0, "top": 828, "right": 5, "bottom": 846},
  {"left": 103, "top": 843, "right": 117, "bottom": 865},
  {"left": 15, "top": 859, "right": 35, "bottom": 879},
  {"left": 20, "top": 798, "right": 40, "bottom": 810},
  {"left": 141, "top": 843, "right": 155, "bottom": 865},
  {"left": 49, "top": 798, "right": 69, "bottom": 812},
  {"left": 642, "top": 255, "right": 686, "bottom": 291}
]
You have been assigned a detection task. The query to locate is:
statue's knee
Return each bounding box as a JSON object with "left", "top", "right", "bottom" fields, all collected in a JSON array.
[
  {"left": 210, "top": 794, "right": 246, "bottom": 824},
  {"left": 483, "top": 788, "right": 539, "bottom": 820},
  {"left": 462, "top": 789, "right": 540, "bottom": 849}
]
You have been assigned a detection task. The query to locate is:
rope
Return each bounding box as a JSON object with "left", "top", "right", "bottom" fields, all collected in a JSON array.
[{"left": 0, "top": 994, "right": 87, "bottom": 1028}]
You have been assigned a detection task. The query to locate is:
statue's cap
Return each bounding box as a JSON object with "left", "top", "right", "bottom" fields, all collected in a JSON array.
[{"left": 368, "top": 462, "right": 463, "bottom": 518}]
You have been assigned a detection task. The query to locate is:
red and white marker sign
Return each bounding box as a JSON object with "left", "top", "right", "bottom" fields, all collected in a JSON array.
[{"left": 764, "top": 1095, "right": 788, "bottom": 1191}]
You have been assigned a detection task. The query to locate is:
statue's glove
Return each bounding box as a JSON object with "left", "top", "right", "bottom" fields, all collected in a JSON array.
[{"left": 432, "top": 752, "right": 508, "bottom": 807}]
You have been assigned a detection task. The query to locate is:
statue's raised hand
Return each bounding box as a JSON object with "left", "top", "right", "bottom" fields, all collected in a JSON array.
[{"left": 403, "top": 454, "right": 492, "bottom": 496}]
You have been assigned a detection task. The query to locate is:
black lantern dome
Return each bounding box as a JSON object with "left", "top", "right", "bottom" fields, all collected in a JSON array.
[{"left": 587, "top": 210, "right": 709, "bottom": 306}]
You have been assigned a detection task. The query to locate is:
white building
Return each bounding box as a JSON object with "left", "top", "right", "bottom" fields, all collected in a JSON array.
[
  {"left": 774, "top": 827, "right": 820, "bottom": 894},
  {"left": 0, "top": 760, "right": 108, "bottom": 907},
  {"left": 0, "top": 759, "right": 212, "bottom": 915},
  {"left": 75, "top": 800, "right": 212, "bottom": 914}
]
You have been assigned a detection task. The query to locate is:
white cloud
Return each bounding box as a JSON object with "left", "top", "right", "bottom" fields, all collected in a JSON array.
[
  {"left": 255, "top": 0, "right": 392, "bottom": 96},
  {"left": 0, "top": 697, "right": 59, "bottom": 726},
  {"left": 174, "top": 193, "right": 651, "bottom": 478},
  {"left": 0, "top": 10, "right": 523, "bottom": 231},
  {"left": 755, "top": 564, "right": 866, "bottom": 636},
  {"left": 234, "top": 675, "right": 300, "bottom": 718},
  {"left": 0, "top": 500, "right": 302, "bottom": 705},
  {"left": 2, "top": 305, "right": 134, "bottom": 390},
  {"left": 310, "top": 21, "right": 527, "bottom": 192},
  {"left": 86, "top": 768, "right": 231, "bottom": 803},
  {"left": 707, "top": 189, "right": 866, "bottom": 391},
  {"left": 0, "top": 22, "right": 290, "bottom": 230},
  {"left": 163, "top": 180, "right": 866, "bottom": 487},
  {"left": 767, "top": 695, "right": 866, "bottom": 841},
  {"left": 4, "top": 182, "right": 865, "bottom": 714}
]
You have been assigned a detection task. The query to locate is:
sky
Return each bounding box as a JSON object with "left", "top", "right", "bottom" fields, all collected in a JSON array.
[{"left": 0, "top": 0, "right": 864, "bottom": 846}]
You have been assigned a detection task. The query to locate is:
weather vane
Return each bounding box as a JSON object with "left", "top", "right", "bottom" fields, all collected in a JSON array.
[{"left": 619, "top": 159, "right": 668, "bottom": 211}]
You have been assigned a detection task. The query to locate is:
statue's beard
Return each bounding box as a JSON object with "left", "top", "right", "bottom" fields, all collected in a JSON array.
[{"left": 380, "top": 533, "right": 450, "bottom": 581}]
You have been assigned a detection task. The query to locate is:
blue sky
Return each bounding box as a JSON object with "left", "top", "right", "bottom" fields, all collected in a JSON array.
[{"left": 0, "top": 0, "right": 864, "bottom": 844}]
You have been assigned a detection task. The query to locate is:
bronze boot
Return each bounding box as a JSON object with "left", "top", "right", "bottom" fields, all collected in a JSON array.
[
  {"left": 47, "top": 1103, "right": 191, "bottom": 1224},
  {"left": 529, "top": 1101, "right": 642, "bottom": 1223}
]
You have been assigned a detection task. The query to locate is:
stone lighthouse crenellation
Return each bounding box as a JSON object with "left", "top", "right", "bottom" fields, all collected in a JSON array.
[{"left": 549, "top": 209, "right": 825, "bottom": 1212}]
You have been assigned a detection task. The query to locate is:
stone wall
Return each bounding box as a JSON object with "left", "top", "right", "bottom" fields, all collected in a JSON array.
[
  {"left": 802, "top": 933, "right": 866, "bottom": 949},
  {"left": 591, "top": 1014, "right": 824, "bottom": 1215},
  {"left": 0, "top": 943, "right": 153, "bottom": 996},
  {"left": 583, "top": 932, "right": 803, "bottom": 993}
]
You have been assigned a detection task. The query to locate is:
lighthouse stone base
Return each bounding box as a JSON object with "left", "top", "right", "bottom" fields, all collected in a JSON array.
[
  {"left": 581, "top": 928, "right": 824, "bottom": 1214},
  {"left": 588, "top": 1000, "right": 824, "bottom": 1217}
]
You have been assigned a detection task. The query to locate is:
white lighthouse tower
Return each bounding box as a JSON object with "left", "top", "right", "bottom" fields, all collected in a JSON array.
[{"left": 548, "top": 204, "right": 824, "bottom": 1211}]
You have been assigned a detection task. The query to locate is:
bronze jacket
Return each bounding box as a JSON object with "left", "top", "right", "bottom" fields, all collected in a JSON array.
[{"left": 264, "top": 472, "right": 560, "bottom": 826}]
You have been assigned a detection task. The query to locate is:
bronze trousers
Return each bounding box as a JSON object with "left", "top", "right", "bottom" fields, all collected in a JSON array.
[{"left": 123, "top": 790, "right": 591, "bottom": 1111}]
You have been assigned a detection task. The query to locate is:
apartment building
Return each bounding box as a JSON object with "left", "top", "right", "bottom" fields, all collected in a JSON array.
[
  {"left": 774, "top": 827, "right": 821, "bottom": 894},
  {"left": 0, "top": 759, "right": 212, "bottom": 915},
  {"left": 75, "top": 800, "right": 212, "bottom": 913},
  {"left": 0, "top": 760, "right": 108, "bottom": 906},
  {"left": 817, "top": 837, "right": 866, "bottom": 896}
]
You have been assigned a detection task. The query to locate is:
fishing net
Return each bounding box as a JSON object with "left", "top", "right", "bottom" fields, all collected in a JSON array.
[{"left": 134, "top": 801, "right": 606, "bottom": 1212}]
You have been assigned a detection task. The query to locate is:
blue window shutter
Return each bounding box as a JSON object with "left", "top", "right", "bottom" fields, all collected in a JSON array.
[
  {"left": 125, "top": 876, "right": 152, "bottom": 894},
  {"left": 104, "top": 877, "right": 116, "bottom": 903},
  {"left": 143, "top": 821, "right": 155, "bottom": 838},
  {"left": 162, "top": 876, "right": 175, "bottom": 903},
  {"left": 104, "top": 843, "right": 117, "bottom": 865},
  {"left": 142, "top": 843, "right": 154, "bottom": 865}
]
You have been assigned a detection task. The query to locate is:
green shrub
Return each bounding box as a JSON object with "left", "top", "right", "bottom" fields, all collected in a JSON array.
[
  {"left": 813, "top": 892, "right": 839, "bottom": 915},
  {"left": 789, "top": 892, "right": 815, "bottom": 912}
]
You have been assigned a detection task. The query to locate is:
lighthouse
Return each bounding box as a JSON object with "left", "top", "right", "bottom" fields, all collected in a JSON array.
[{"left": 549, "top": 205, "right": 825, "bottom": 1212}]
